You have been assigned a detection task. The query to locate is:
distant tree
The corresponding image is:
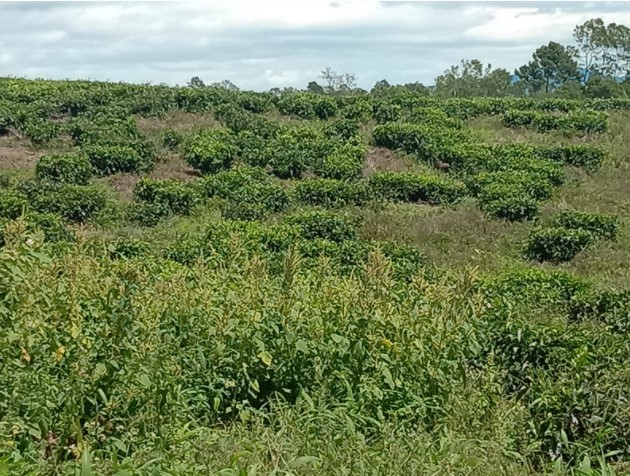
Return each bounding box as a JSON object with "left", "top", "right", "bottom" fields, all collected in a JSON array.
[
  {"left": 211, "top": 79, "right": 239, "bottom": 91},
  {"left": 307, "top": 81, "right": 325, "bottom": 94},
  {"left": 187, "top": 76, "right": 206, "bottom": 88},
  {"left": 584, "top": 75, "right": 627, "bottom": 98},
  {"left": 371, "top": 79, "right": 390, "bottom": 94},
  {"left": 320, "top": 67, "right": 357, "bottom": 93},
  {"left": 573, "top": 18, "right": 607, "bottom": 82},
  {"left": 434, "top": 59, "right": 512, "bottom": 97},
  {"left": 516, "top": 42, "right": 580, "bottom": 94},
  {"left": 600, "top": 22, "right": 630, "bottom": 77}
]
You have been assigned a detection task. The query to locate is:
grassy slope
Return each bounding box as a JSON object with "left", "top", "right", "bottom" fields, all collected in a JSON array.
[{"left": 2, "top": 110, "right": 630, "bottom": 475}]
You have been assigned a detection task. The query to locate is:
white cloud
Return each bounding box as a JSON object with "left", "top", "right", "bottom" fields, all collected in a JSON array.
[{"left": 0, "top": 1, "right": 628, "bottom": 90}]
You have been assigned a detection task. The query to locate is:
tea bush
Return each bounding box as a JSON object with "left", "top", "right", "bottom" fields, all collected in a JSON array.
[
  {"left": 537, "top": 145, "right": 606, "bottom": 171},
  {"left": 524, "top": 226, "right": 595, "bottom": 262},
  {"left": 199, "top": 166, "right": 289, "bottom": 214},
  {"left": 312, "top": 143, "right": 366, "bottom": 180},
  {"left": 28, "top": 183, "right": 107, "bottom": 223},
  {"left": 0, "top": 189, "right": 28, "bottom": 219},
  {"left": 134, "top": 178, "right": 199, "bottom": 216},
  {"left": 35, "top": 153, "right": 94, "bottom": 184},
  {"left": 275, "top": 93, "right": 337, "bottom": 120},
  {"left": 569, "top": 290, "right": 630, "bottom": 332},
  {"left": 552, "top": 210, "right": 619, "bottom": 240},
  {"left": 182, "top": 128, "right": 239, "bottom": 174},
  {"left": 368, "top": 171, "right": 465, "bottom": 205},
  {"left": 293, "top": 178, "right": 370, "bottom": 208},
  {"left": 285, "top": 209, "right": 362, "bottom": 242}
]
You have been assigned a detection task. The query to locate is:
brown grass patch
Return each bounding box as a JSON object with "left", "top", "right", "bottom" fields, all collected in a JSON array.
[
  {"left": 0, "top": 144, "right": 42, "bottom": 169},
  {"left": 362, "top": 147, "right": 412, "bottom": 176}
]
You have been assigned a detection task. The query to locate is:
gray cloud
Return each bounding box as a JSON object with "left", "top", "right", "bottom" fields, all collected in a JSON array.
[{"left": 1, "top": 1, "right": 629, "bottom": 90}]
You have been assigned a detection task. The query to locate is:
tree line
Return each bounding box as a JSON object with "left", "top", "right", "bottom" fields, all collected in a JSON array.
[{"left": 188, "top": 18, "right": 630, "bottom": 99}]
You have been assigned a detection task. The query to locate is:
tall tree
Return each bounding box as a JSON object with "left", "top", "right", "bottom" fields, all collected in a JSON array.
[
  {"left": 187, "top": 76, "right": 206, "bottom": 88},
  {"left": 320, "top": 67, "right": 357, "bottom": 93},
  {"left": 573, "top": 18, "right": 606, "bottom": 82},
  {"left": 516, "top": 42, "right": 580, "bottom": 94},
  {"left": 573, "top": 18, "right": 630, "bottom": 80},
  {"left": 434, "top": 59, "right": 512, "bottom": 98}
]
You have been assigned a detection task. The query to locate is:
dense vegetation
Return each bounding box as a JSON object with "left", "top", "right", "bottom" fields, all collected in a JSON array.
[{"left": 2, "top": 17, "right": 630, "bottom": 474}]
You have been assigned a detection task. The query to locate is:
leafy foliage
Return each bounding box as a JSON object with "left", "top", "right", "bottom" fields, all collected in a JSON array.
[{"left": 35, "top": 153, "right": 94, "bottom": 185}]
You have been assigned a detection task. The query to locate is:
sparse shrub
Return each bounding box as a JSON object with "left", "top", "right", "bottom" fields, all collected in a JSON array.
[
  {"left": 134, "top": 178, "right": 199, "bottom": 216},
  {"left": 552, "top": 210, "right": 619, "bottom": 240},
  {"left": 285, "top": 209, "right": 361, "bottom": 242},
  {"left": 368, "top": 171, "right": 465, "bottom": 205},
  {"left": 162, "top": 128, "right": 183, "bottom": 150},
  {"left": 35, "top": 153, "right": 94, "bottom": 184},
  {"left": 293, "top": 179, "right": 370, "bottom": 208},
  {"left": 501, "top": 110, "right": 537, "bottom": 128},
  {"left": 182, "top": 128, "right": 238, "bottom": 174},
  {"left": 524, "top": 226, "right": 594, "bottom": 262}
]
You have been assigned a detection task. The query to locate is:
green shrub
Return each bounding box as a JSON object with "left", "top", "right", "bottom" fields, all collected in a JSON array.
[
  {"left": 323, "top": 118, "right": 361, "bottom": 142},
  {"left": 220, "top": 202, "right": 268, "bottom": 222},
  {"left": 567, "top": 110, "right": 608, "bottom": 134},
  {"left": 501, "top": 110, "right": 537, "bottom": 128},
  {"left": 293, "top": 179, "right": 370, "bottom": 208},
  {"left": 569, "top": 290, "right": 630, "bottom": 332},
  {"left": 130, "top": 201, "right": 173, "bottom": 227},
  {"left": 26, "top": 212, "right": 75, "bottom": 243},
  {"left": 182, "top": 129, "right": 238, "bottom": 174},
  {"left": 82, "top": 144, "right": 152, "bottom": 175},
  {"left": 276, "top": 93, "right": 337, "bottom": 120},
  {"left": 29, "top": 183, "right": 107, "bottom": 223},
  {"left": 35, "top": 153, "right": 94, "bottom": 184},
  {"left": 377, "top": 240, "right": 426, "bottom": 280},
  {"left": 0, "top": 189, "right": 28, "bottom": 219},
  {"left": 134, "top": 178, "right": 199, "bottom": 216},
  {"left": 552, "top": 210, "right": 619, "bottom": 240},
  {"left": 285, "top": 210, "right": 361, "bottom": 242},
  {"left": 261, "top": 127, "right": 335, "bottom": 179},
  {"left": 537, "top": 145, "right": 605, "bottom": 171},
  {"left": 472, "top": 170, "right": 553, "bottom": 221},
  {"left": 368, "top": 171, "right": 465, "bottom": 205},
  {"left": 313, "top": 144, "right": 365, "bottom": 180},
  {"left": 108, "top": 238, "right": 152, "bottom": 260},
  {"left": 524, "top": 226, "right": 595, "bottom": 263},
  {"left": 199, "top": 166, "right": 288, "bottom": 213},
  {"left": 20, "top": 119, "right": 59, "bottom": 145}
]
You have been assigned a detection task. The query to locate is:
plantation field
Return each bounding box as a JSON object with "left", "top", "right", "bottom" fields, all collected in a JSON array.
[{"left": 2, "top": 78, "right": 630, "bottom": 475}]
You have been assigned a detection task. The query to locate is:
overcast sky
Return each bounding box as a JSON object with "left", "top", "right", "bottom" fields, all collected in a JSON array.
[{"left": 1, "top": 1, "right": 630, "bottom": 91}]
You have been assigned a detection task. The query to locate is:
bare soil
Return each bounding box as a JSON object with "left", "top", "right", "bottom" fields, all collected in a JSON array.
[{"left": 362, "top": 147, "right": 412, "bottom": 176}]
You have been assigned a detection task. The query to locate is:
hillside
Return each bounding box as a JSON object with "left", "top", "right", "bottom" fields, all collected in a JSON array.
[{"left": 1, "top": 78, "right": 630, "bottom": 475}]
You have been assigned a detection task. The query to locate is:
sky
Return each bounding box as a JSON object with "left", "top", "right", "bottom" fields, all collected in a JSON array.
[{"left": 1, "top": 1, "right": 630, "bottom": 91}]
